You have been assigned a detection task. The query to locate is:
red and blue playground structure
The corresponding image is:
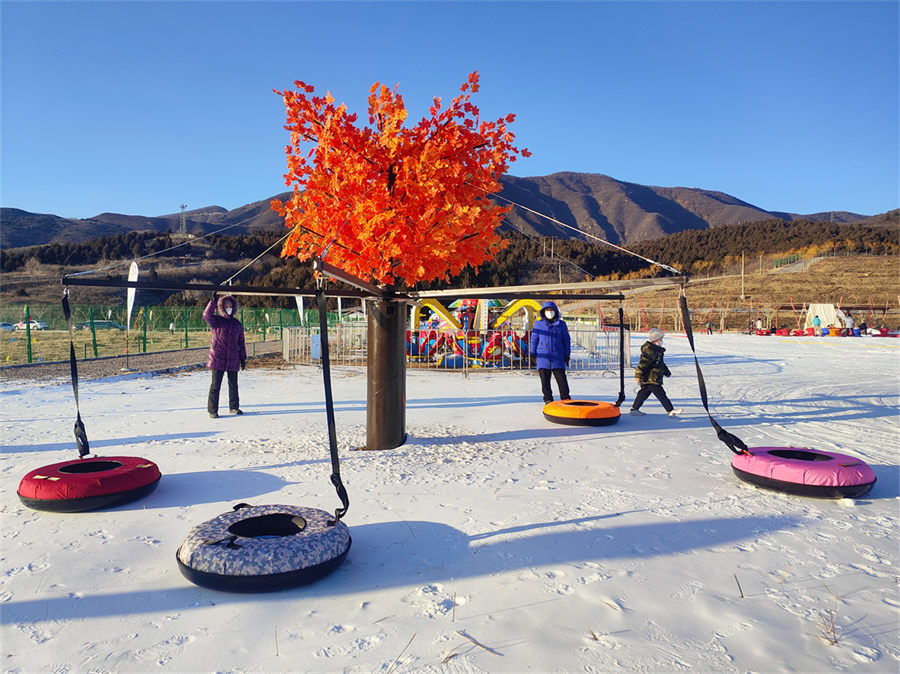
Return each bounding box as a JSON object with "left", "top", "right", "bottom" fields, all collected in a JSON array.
[
  {"left": 406, "top": 298, "right": 540, "bottom": 368},
  {"left": 408, "top": 325, "right": 531, "bottom": 368}
]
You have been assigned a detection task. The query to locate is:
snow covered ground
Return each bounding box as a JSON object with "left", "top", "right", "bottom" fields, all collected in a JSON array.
[{"left": 1, "top": 332, "right": 897, "bottom": 673}]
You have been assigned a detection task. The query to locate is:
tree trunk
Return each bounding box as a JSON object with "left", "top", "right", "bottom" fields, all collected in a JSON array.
[{"left": 365, "top": 299, "right": 406, "bottom": 450}]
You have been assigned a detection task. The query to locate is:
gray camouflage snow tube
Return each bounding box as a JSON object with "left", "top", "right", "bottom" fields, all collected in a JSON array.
[{"left": 176, "top": 503, "right": 350, "bottom": 592}]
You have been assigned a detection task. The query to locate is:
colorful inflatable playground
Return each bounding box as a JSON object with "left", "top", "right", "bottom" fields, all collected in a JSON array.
[{"left": 406, "top": 298, "right": 542, "bottom": 368}]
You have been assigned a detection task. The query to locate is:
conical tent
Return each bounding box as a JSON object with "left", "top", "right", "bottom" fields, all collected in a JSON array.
[{"left": 803, "top": 304, "right": 848, "bottom": 330}]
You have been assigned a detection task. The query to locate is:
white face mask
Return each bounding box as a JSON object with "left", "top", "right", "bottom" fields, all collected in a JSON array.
[
  {"left": 225, "top": 307, "right": 233, "bottom": 316},
  {"left": 544, "top": 310, "right": 556, "bottom": 320}
]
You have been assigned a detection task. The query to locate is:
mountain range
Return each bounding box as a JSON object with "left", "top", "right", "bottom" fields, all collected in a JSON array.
[{"left": 0, "top": 172, "right": 870, "bottom": 250}]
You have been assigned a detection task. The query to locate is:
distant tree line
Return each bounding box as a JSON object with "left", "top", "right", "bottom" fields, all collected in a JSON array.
[
  {"left": 3, "top": 216, "right": 897, "bottom": 307},
  {"left": 1, "top": 231, "right": 178, "bottom": 272},
  {"left": 629, "top": 217, "right": 899, "bottom": 277},
  {"left": 0, "top": 231, "right": 294, "bottom": 274},
  {"left": 418, "top": 217, "right": 899, "bottom": 287}
]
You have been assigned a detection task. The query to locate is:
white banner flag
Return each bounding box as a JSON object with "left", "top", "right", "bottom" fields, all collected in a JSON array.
[
  {"left": 295, "top": 296, "right": 305, "bottom": 326},
  {"left": 126, "top": 261, "right": 139, "bottom": 332}
]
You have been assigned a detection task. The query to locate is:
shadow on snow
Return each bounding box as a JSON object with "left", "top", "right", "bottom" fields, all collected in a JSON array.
[{"left": 0, "top": 513, "right": 799, "bottom": 623}]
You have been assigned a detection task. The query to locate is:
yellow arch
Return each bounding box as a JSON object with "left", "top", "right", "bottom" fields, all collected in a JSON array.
[
  {"left": 415, "top": 299, "right": 461, "bottom": 330},
  {"left": 492, "top": 299, "right": 543, "bottom": 329}
]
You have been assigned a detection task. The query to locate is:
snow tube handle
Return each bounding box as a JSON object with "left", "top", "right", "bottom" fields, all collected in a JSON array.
[
  {"left": 678, "top": 292, "right": 748, "bottom": 455},
  {"left": 63, "top": 289, "right": 90, "bottom": 458}
]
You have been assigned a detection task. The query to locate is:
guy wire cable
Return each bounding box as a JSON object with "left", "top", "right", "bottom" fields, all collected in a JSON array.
[
  {"left": 500, "top": 217, "right": 594, "bottom": 278},
  {"left": 63, "top": 181, "right": 681, "bottom": 286},
  {"left": 471, "top": 183, "right": 685, "bottom": 277},
  {"left": 219, "top": 230, "right": 292, "bottom": 286},
  {"left": 66, "top": 216, "right": 262, "bottom": 278}
]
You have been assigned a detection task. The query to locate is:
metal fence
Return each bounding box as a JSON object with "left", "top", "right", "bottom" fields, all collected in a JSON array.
[
  {"left": 283, "top": 324, "right": 631, "bottom": 372},
  {"left": 283, "top": 322, "right": 368, "bottom": 366},
  {"left": 0, "top": 302, "right": 318, "bottom": 334},
  {"left": 0, "top": 303, "right": 340, "bottom": 364}
]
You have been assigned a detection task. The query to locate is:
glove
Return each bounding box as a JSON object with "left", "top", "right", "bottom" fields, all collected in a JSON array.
[
  {"left": 240, "top": 359, "right": 246, "bottom": 370},
  {"left": 564, "top": 356, "right": 570, "bottom": 367},
  {"left": 529, "top": 356, "right": 536, "bottom": 367}
]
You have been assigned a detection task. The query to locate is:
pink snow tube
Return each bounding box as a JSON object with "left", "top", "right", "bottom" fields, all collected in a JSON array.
[{"left": 731, "top": 447, "right": 876, "bottom": 498}]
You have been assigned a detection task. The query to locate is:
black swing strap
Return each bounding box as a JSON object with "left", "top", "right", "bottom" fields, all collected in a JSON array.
[
  {"left": 62, "top": 289, "right": 90, "bottom": 457},
  {"left": 677, "top": 290, "right": 748, "bottom": 455},
  {"left": 615, "top": 304, "right": 626, "bottom": 407},
  {"left": 315, "top": 281, "right": 350, "bottom": 524}
]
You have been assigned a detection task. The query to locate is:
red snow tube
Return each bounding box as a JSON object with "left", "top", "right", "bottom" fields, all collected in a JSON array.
[
  {"left": 18, "top": 456, "right": 161, "bottom": 512},
  {"left": 731, "top": 447, "right": 875, "bottom": 499}
]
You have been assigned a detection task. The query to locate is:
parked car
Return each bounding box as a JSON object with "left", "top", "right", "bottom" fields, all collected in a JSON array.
[
  {"left": 14, "top": 320, "right": 48, "bottom": 330},
  {"left": 74, "top": 320, "right": 125, "bottom": 331},
  {"left": 0, "top": 322, "right": 15, "bottom": 332}
]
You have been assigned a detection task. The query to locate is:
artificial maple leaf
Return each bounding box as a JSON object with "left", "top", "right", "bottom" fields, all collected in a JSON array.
[{"left": 272, "top": 71, "right": 529, "bottom": 286}]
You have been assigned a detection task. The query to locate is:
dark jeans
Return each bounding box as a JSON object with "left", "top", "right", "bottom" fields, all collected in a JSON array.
[
  {"left": 632, "top": 383, "right": 673, "bottom": 413},
  {"left": 208, "top": 369, "right": 239, "bottom": 413},
  {"left": 538, "top": 368, "right": 570, "bottom": 403}
]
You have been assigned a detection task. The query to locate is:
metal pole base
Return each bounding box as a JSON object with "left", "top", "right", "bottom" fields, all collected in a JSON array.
[{"left": 364, "top": 299, "right": 407, "bottom": 450}]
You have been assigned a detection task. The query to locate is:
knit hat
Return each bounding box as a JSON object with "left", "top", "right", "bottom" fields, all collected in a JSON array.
[{"left": 648, "top": 328, "right": 664, "bottom": 342}]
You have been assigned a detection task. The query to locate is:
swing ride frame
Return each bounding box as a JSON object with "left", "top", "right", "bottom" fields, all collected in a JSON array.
[{"left": 62, "top": 263, "right": 681, "bottom": 450}]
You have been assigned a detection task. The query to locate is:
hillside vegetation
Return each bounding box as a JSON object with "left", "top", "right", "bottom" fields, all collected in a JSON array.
[
  {"left": 611, "top": 256, "right": 900, "bottom": 332},
  {"left": 1, "top": 171, "right": 882, "bottom": 249},
  {"left": 2, "top": 215, "right": 897, "bottom": 331}
]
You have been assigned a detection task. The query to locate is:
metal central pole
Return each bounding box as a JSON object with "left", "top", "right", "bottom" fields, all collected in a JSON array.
[{"left": 365, "top": 298, "right": 407, "bottom": 450}]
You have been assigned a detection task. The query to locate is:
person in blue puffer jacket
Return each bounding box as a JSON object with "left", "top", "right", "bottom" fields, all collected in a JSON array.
[{"left": 529, "top": 300, "right": 571, "bottom": 403}]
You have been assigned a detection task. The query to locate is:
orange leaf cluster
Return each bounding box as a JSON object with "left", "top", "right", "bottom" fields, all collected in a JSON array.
[{"left": 271, "top": 72, "right": 530, "bottom": 286}]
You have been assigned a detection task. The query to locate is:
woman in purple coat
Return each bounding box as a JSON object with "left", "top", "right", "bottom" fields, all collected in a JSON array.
[{"left": 203, "top": 294, "right": 246, "bottom": 418}]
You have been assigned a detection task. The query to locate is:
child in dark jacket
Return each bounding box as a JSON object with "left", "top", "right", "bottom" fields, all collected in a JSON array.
[
  {"left": 203, "top": 294, "right": 247, "bottom": 418},
  {"left": 630, "top": 328, "right": 683, "bottom": 417},
  {"left": 529, "top": 300, "right": 571, "bottom": 403}
]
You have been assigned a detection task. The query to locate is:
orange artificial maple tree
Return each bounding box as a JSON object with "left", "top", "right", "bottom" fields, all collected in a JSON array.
[{"left": 271, "top": 72, "right": 530, "bottom": 286}]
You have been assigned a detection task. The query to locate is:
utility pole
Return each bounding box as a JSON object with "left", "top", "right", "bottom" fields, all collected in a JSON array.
[{"left": 740, "top": 251, "right": 746, "bottom": 299}]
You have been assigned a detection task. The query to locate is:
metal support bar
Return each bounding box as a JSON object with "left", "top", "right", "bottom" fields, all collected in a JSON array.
[
  {"left": 412, "top": 291, "right": 625, "bottom": 302},
  {"left": 313, "top": 259, "right": 391, "bottom": 299},
  {"left": 61, "top": 276, "right": 373, "bottom": 299},
  {"left": 411, "top": 276, "right": 681, "bottom": 299},
  {"left": 62, "top": 273, "right": 643, "bottom": 305}
]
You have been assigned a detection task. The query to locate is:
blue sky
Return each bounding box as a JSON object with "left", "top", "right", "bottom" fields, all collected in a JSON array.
[{"left": 2, "top": 1, "right": 897, "bottom": 220}]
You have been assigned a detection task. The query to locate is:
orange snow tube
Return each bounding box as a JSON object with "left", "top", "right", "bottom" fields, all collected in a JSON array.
[{"left": 542, "top": 400, "right": 621, "bottom": 426}]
